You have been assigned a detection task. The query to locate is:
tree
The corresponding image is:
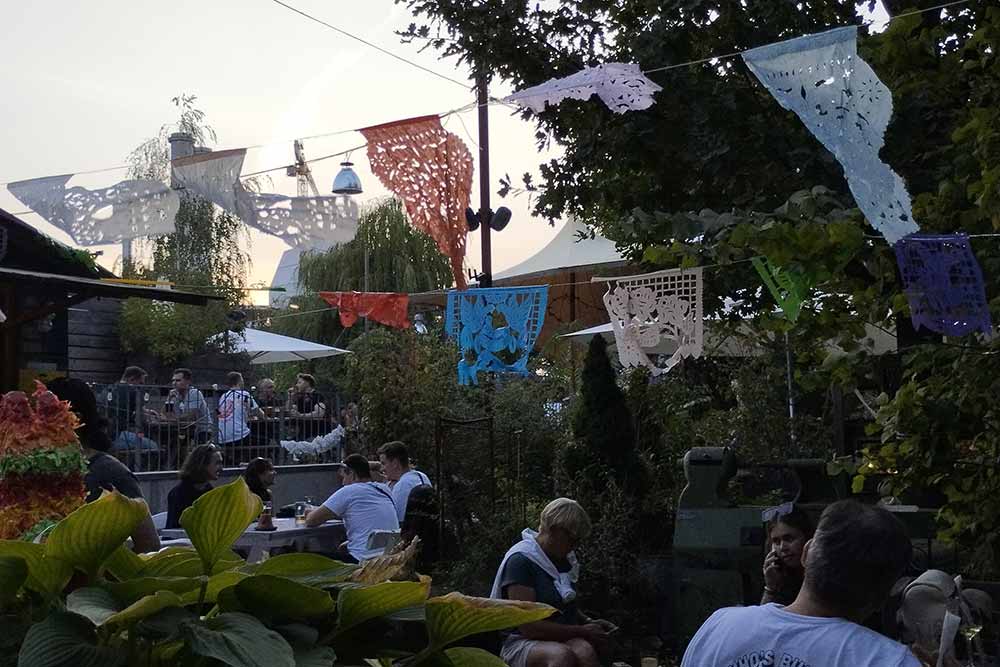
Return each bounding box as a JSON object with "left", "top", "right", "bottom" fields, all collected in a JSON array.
[
  {"left": 566, "top": 335, "right": 644, "bottom": 497},
  {"left": 118, "top": 95, "right": 251, "bottom": 363},
  {"left": 398, "top": 1, "right": 1000, "bottom": 573},
  {"left": 264, "top": 197, "right": 453, "bottom": 387}
]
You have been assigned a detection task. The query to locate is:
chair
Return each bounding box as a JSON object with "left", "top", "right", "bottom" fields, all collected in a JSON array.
[
  {"left": 366, "top": 529, "right": 402, "bottom": 555},
  {"left": 152, "top": 512, "right": 168, "bottom": 531}
]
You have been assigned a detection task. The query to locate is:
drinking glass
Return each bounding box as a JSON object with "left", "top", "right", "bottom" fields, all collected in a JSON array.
[{"left": 295, "top": 502, "right": 307, "bottom": 526}]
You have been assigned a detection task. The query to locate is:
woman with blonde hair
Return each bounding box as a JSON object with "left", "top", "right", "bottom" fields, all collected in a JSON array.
[{"left": 490, "top": 498, "right": 615, "bottom": 667}]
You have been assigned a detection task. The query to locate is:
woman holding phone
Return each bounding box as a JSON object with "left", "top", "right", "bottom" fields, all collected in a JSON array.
[{"left": 761, "top": 504, "right": 815, "bottom": 605}]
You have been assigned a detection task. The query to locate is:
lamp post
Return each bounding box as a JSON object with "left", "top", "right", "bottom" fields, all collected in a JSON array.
[{"left": 476, "top": 70, "right": 493, "bottom": 288}]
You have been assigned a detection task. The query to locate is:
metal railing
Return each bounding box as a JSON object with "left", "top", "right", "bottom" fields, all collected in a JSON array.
[{"left": 93, "top": 384, "right": 354, "bottom": 472}]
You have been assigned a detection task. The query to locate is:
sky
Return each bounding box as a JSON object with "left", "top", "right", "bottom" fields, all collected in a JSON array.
[
  {"left": 0, "top": 0, "right": 891, "bottom": 306},
  {"left": 0, "top": 0, "right": 564, "bottom": 303}
]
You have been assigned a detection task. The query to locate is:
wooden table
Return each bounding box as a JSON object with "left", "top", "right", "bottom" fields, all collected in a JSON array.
[{"left": 160, "top": 518, "right": 346, "bottom": 563}]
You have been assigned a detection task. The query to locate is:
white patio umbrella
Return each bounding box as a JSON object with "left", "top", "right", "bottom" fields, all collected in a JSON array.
[{"left": 210, "top": 327, "right": 351, "bottom": 364}]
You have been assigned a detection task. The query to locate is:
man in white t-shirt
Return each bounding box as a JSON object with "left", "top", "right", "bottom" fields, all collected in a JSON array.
[
  {"left": 378, "top": 440, "right": 433, "bottom": 523},
  {"left": 682, "top": 500, "right": 919, "bottom": 667},
  {"left": 216, "top": 372, "right": 265, "bottom": 453},
  {"left": 305, "top": 454, "right": 399, "bottom": 562}
]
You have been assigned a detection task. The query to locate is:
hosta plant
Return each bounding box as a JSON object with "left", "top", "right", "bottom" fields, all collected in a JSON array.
[{"left": 0, "top": 478, "right": 553, "bottom": 667}]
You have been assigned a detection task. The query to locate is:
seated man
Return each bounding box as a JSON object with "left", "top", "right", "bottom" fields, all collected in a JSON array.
[
  {"left": 377, "top": 440, "right": 433, "bottom": 523},
  {"left": 305, "top": 454, "right": 399, "bottom": 563},
  {"left": 681, "top": 499, "right": 919, "bottom": 667},
  {"left": 286, "top": 373, "right": 328, "bottom": 441}
]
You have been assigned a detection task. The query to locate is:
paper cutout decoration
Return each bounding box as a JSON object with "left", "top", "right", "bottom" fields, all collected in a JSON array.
[
  {"left": 600, "top": 268, "right": 703, "bottom": 375},
  {"left": 751, "top": 257, "right": 808, "bottom": 322},
  {"left": 360, "top": 115, "right": 474, "bottom": 288},
  {"left": 893, "top": 234, "right": 992, "bottom": 337},
  {"left": 318, "top": 291, "right": 411, "bottom": 329},
  {"left": 504, "top": 63, "right": 662, "bottom": 114},
  {"left": 445, "top": 287, "right": 549, "bottom": 385},
  {"left": 281, "top": 424, "right": 346, "bottom": 458},
  {"left": 172, "top": 149, "right": 359, "bottom": 249},
  {"left": 7, "top": 174, "right": 179, "bottom": 245},
  {"left": 742, "top": 27, "right": 920, "bottom": 245}
]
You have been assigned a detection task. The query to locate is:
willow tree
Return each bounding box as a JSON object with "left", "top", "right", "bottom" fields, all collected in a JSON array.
[{"left": 119, "top": 95, "right": 252, "bottom": 363}]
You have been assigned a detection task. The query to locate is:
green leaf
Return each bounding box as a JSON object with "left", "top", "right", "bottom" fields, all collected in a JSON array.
[
  {"left": 424, "top": 593, "right": 555, "bottom": 651},
  {"left": 255, "top": 553, "right": 358, "bottom": 585},
  {"left": 66, "top": 587, "right": 120, "bottom": 626},
  {"left": 138, "top": 547, "right": 204, "bottom": 577},
  {"left": 179, "top": 570, "right": 249, "bottom": 605},
  {"left": 104, "top": 576, "right": 203, "bottom": 605},
  {"left": 294, "top": 647, "right": 337, "bottom": 667},
  {"left": 230, "top": 575, "right": 335, "bottom": 621},
  {"left": 103, "top": 545, "right": 144, "bottom": 581},
  {"left": 443, "top": 647, "right": 508, "bottom": 667},
  {"left": 16, "top": 611, "right": 125, "bottom": 667},
  {"left": 385, "top": 606, "right": 427, "bottom": 622},
  {"left": 134, "top": 606, "right": 197, "bottom": 642},
  {"left": 336, "top": 577, "right": 431, "bottom": 635},
  {"left": 104, "top": 590, "right": 184, "bottom": 629},
  {"left": 182, "top": 612, "right": 295, "bottom": 667},
  {"left": 0, "top": 555, "right": 28, "bottom": 603},
  {"left": 0, "top": 540, "right": 72, "bottom": 598},
  {"left": 852, "top": 474, "right": 866, "bottom": 494},
  {"left": 180, "top": 478, "right": 262, "bottom": 574},
  {"left": 45, "top": 491, "right": 149, "bottom": 578}
]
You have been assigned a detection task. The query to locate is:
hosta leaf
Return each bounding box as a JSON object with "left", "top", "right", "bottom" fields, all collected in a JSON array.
[
  {"left": 443, "top": 647, "right": 508, "bottom": 667},
  {"left": 66, "top": 587, "right": 120, "bottom": 626},
  {"left": 231, "top": 574, "right": 335, "bottom": 621},
  {"left": 180, "top": 479, "right": 261, "bottom": 574},
  {"left": 104, "top": 590, "right": 184, "bottom": 629},
  {"left": 181, "top": 612, "right": 295, "bottom": 667},
  {"left": 336, "top": 576, "right": 431, "bottom": 635},
  {"left": 294, "top": 646, "right": 337, "bottom": 667},
  {"left": 0, "top": 555, "right": 28, "bottom": 603},
  {"left": 46, "top": 491, "right": 148, "bottom": 578},
  {"left": 179, "top": 570, "right": 248, "bottom": 605},
  {"left": 0, "top": 540, "right": 72, "bottom": 598},
  {"left": 103, "top": 545, "right": 144, "bottom": 581},
  {"left": 104, "top": 576, "right": 203, "bottom": 605},
  {"left": 424, "top": 593, "right": 555, "bottom": 651},
  {"left": 138, "top": 547, "right": 204, "bottom": 577},
  {"left": 17, "top": 611, "right": 125, "bottom": 667},
  {"left": 256, "top": 552, "right": 358, "bottom": 585}
]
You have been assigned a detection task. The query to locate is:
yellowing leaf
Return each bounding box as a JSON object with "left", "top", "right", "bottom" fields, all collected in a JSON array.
[
  {"left": 139, "top": 547, "right": 204, "bottom": 577},
  {"left": 105, "top": 591, "right": 184, "bottom": 629},
  {"left": 350, "top": 538, "right": 420, "bottom": 584},
  {"left": 46, "top": 491, "right": 149, "bottom": 578},
  {"left": 336, "top": 576, "right": 431, "bottom": 635},
  {"left": 0, "top": 540, "right": 72, "bottom": 598},
  {"left": 424, "top": 593, "right": 555, "bottom": 650},
  {"left": 180, "top": 479, "right": 261, "bottom": 574}
]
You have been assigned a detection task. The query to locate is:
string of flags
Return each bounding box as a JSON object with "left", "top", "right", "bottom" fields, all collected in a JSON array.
[
  {"left": 445, "top": 286, "right": 549, "bottom": 385},
  {"left": 3, "top": 12, "right": 993, "bottom": 355}
]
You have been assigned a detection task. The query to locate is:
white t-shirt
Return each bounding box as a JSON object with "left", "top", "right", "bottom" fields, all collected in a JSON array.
[
  {"left": 216, "top": 389, "right": 259, "bottom": 444},
  {"left": 391, "top": 469, "right": 433, "bottom": 523},
  {"left": 681, "top": 604, "right": 920, "bottom": 667},
  {"left": 322, "top": 482, "right": 400, "bottom": 561},
  {"left": 176, "top": 387, "right": 212, "bottom": 435}
]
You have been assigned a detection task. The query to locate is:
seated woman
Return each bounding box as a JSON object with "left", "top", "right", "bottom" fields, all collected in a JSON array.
[
  {"left": 165, "top": 444, "right": 223, "bottom": 529},
  {"left": 490, "top": 498, "right": 614, "bottom": 667},
  {"left": 243, "top": 457, "right": 275, "bottom": 503},
  {"left": 761, "top": 504, "right": 815, "bottom": 605}
]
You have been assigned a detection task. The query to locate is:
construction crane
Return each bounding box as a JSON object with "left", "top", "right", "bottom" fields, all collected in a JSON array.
[{"left": 286, "top": 139, "right": 320, "bottom": 197}]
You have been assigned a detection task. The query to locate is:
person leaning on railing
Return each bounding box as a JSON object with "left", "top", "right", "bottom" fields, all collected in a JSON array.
[
  {"left": 49, "top": 378, "right": 161, "bottom": 554},
  {"left": 151, "top": 368, "right": 212, "bottom": 445}
]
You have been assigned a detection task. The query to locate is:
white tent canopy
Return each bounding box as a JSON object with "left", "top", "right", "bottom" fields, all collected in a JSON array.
[
  {"left": 493, "top": 216, "right": 626, "bottom": 282},
  {"left": 561, "top": 322, "right": 760, "bottom": 357},
  {"left": 562, "top": 321, "right": 896, "bottom": 358},
  {"left": 211, "top": 327, "right": 351, "bottom": 364}
]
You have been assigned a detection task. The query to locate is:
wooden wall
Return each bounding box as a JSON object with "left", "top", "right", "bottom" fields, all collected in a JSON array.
[{"left": 68, "top": 297, "right": 124, "bottom": 385}]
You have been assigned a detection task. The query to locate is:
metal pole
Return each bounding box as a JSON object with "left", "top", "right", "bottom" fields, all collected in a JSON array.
[
  {"left": 476, "top": 70, "right": 492, "bottom": 288},
  {"left": 363, "top": 232, "right": 370, "bottom": 331},
  {"left": 785, "top": 331, "right": 796, "bottom": 444}
]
